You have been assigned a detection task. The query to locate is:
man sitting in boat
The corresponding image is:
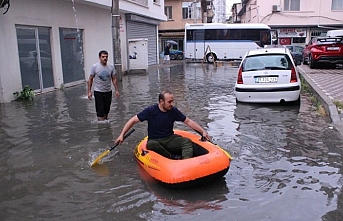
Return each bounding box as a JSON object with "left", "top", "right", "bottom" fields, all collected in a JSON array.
[{"left": 114, "top": 90, "right": 210, "bottom": 159}]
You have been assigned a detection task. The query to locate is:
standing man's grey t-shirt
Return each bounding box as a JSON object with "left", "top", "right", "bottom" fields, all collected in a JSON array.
[{"left": 90, "top": 62, "right": 115, "bottom": 92}]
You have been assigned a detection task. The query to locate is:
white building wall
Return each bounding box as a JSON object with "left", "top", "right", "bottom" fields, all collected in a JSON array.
[
  {"left": 240, "top": 0, "right": 343, "bottom": 27},
  {"left": 0, "top": 0, "right": 166, "bottom": 103},
  {"left": 238, "top": 0, "right": 343, "bottom": 44}
]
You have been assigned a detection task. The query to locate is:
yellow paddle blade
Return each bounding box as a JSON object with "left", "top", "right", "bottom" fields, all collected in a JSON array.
[{"left": 91, "top": 150, "right": 110, "bottom": 167}]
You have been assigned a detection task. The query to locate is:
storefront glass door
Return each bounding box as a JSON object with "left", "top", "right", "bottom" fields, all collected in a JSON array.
[
  {"left": 16, "top": 26, "right": 54, "bottom": 91},
  {"left": 59, "top": 28, "right": 84, "bottom": 84}
]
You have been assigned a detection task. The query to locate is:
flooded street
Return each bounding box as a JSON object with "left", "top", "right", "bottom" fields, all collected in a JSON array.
[{"left": 1, "top": 63, "right": 343, "bottom": 221}]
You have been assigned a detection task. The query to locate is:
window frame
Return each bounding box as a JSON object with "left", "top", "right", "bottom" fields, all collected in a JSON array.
[
  {"left": 182, "top": 2, "right": 201, "bottom": 20},
  {"left": 284, "top": 0, "right": 300, "bottom": 11},
  {"left": 332, "top": 0, "right": 343, "bottom": 10},
  {"left": 164, "top": 6, "right": 173, "bottom": 20}
]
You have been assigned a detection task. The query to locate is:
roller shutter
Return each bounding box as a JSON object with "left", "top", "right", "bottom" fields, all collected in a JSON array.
[{"left": 127, "top": 21, "right": 157, "bottom": 65}]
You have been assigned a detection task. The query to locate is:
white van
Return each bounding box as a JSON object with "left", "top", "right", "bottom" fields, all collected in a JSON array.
[{"left": 327, "top": 29, "right": 343, "bottom": 37}]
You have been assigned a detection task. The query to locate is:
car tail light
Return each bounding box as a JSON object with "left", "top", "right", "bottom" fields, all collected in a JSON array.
[
  {"left": 290, "top": 65, "right": 297, "bottom": 83},
  {"left": 237, "top": 66, "right": 243, "bottom": 84}
]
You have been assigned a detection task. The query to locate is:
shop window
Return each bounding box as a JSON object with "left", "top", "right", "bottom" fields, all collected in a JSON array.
[
  {"left": 310, "top": 30, "right": 327, "bottom": 39},
  {"left": 16, "top": 26, "right": 54, "bottom": 91},
  {"left": 59, "top": 28, "right": 85, "bottom": 84},
  {"left": 292, "top": 38, "right": 306, "bottom": 44}
]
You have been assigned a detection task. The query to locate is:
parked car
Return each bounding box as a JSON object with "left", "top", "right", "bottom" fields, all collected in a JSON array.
[
  {"left": 170, "top": 50, "right": 184, "bottom": 60},
  {"left": 285, "top": 45, "right": 304, "bottom": 65},
  {"left": 160, "top": 50, "right": 184, "bottom": 60},
  {"left": 235, "top": 47, "right": 301, "bottom": 103},
  {"left": 303, "top": 37, "right": 343, "bottom": 68}
]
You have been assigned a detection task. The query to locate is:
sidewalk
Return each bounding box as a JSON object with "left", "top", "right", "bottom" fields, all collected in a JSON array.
[{"left": 297, "top": 64, "right": 343, "bottom": 137}]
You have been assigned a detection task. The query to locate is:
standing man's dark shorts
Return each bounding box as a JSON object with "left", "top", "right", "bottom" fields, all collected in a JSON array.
[{"left": 94, "top": 91, "right": 112, "bottom": 117}]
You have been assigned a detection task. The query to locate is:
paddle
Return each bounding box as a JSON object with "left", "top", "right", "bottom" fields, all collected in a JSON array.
[{"left": 91, "top": 129, "right": 135, "bottom": 167}]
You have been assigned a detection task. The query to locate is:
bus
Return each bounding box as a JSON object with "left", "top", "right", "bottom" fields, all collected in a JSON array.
[
  {"left": 327, "top": 29, "right": 343, "bottom": 37},
  {"left": 184, "top": 23, "right": 272, "bottom": 63}
]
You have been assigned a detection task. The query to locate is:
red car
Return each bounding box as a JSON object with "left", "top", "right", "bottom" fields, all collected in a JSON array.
[{"left": 303, "top": 37, "right": 343, "bottom": 68}]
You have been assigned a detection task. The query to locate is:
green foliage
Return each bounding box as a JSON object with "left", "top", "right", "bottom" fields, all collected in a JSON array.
[
  {"left": 333, "top": 100, "right": 343, "bottom": 109},
  {"left": 13, "top": 85, "right": 35, "bottom": 100},
  {"left": 334, "top": 100, "right": 343, "bottom": 114}
]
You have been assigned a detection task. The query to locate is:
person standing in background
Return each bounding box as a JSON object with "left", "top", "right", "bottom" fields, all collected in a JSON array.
[
  {"left": 163, "top": 43, "right": 171, "bottom": 64},
  {"left": 88, "top": 50, "right": 120, "bottom": 123}
]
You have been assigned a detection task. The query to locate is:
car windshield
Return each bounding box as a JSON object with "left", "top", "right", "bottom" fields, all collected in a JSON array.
[{"left": 242, "top": 54, "right": 292, "bottom": 71}]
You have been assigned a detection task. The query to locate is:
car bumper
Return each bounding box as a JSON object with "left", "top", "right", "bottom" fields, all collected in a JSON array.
[
  {"left": 235, "top": 85, "right": 300, "bottom": 103},
  {"left": 315, "top": 56, "right": 343, "bottom": 64}
]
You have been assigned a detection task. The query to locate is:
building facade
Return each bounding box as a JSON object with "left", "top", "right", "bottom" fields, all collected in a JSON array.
[
  {"left": 0, "top": 0, "right": 166, "bottom": 103},
  {"left": 231, "top": 0, "right": 343, "bottom": 46},
  {"left": 213, "top": 0, "right": 226, "bottom": 23},
  {"left": 159, "top": 0, "right": 214, "bottom": 53}
]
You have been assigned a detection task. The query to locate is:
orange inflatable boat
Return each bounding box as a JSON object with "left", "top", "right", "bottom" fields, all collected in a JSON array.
[{"left": 134, "top": 130, "right": 232, "bottom": 188}]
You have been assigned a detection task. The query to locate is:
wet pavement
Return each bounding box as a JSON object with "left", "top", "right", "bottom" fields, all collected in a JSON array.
[
  {"left": 1, "top": 62, "right": 343, "bottom": 221},
  {"left": 297, "top": 64, "right": 343, "bottom": 137}
]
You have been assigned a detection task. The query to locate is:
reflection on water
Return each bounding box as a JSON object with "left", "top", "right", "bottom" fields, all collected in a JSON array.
[
  {"left": 1, "top": 63, "right": 343, "bottom": 220},
  {"left": 138, "top": 165, "right": 229, "bottom": 216},
  {"left": 230, "top": 100, "right": 343, "bottom": 220}
]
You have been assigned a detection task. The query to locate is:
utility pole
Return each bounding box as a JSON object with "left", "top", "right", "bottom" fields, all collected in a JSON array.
[{"left": 112, "top": 0, "right": 122, "bottom": 81}]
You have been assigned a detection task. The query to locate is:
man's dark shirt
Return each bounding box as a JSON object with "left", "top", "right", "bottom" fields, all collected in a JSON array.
[{"left": 137, "top": 104, "right": 186, "bottom": 139}]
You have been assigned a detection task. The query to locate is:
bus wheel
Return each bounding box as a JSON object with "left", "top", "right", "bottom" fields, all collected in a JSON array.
[{"left": 206, "top": 53, "right": 217, "bottom": 63}]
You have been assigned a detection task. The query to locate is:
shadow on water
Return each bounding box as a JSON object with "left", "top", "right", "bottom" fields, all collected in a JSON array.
[
  {"left": 137, "top": 165, "right": 229, "bottom": 215},
  {"left": 1, "top": 63, "right": 343, "bottom": 220}
]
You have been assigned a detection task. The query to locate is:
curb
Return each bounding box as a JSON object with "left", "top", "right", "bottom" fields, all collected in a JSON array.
[{"left": 297, "top": 66, "right": 343, "bottom": 137}]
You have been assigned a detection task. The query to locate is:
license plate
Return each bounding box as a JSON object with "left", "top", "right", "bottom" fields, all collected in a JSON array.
[
  {"left": 327, "top": 47, "right": 340, "bottom": 50},
  {"left": 255, "top": 77, "right": 278, "bottom": 83}
]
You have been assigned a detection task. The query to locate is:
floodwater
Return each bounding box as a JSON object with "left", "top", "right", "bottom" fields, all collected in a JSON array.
[{"left": 1, "top": 63, "right": 343, "bottom": 221}]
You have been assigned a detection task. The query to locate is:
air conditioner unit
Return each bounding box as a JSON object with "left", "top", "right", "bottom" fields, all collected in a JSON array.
[{"left": 272, "top": 5, "right": 281, "bottom": 12}]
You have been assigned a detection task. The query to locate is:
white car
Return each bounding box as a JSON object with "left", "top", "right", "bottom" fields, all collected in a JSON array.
[{"left": 235, "top": 47, "right": 301, "bottom": 103}]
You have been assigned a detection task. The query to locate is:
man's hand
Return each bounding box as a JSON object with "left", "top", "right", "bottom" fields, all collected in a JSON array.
[
  {"left": 115, "top": 135, "right": 124, "bottom": 145},
  {"left": 202, "top": 131, "right": 211, "bottom": 141},
  {"left": 114, "top": 90, "right": 120, "bottom": 98},
  {"left": 88, "top": 92, "right": 92, "bottom": 100}
]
